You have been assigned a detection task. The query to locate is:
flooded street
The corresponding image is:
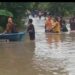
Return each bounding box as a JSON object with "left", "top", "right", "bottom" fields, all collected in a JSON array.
[{"left": 0, "top": 17, "right": 75, "bottom": 75}]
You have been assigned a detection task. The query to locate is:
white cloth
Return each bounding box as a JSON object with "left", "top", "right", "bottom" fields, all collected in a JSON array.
[{"left": 66, "top": 23, "right": 71, "bottom": 31}]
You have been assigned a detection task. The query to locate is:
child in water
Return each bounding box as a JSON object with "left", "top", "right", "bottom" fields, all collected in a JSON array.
[{"left": 27, "top": 19, "right": 35, "bottom": 40}]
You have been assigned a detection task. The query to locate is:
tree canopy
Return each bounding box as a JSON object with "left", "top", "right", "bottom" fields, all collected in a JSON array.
[{"left": 0, "top": 2, "right": 75, "bottom": 32}]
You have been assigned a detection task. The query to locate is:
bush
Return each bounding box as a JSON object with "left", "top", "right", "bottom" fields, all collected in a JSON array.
[
  {"left": 0, "top": 16, "right": 8, "bottom": 33},
  {"left": 0, "top": 16, "right": 8, "bottom": 29}
]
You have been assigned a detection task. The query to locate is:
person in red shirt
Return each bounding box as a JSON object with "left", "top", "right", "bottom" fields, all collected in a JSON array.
[{"left": 45, "top": 16, "right": 53, "bottom": 32}]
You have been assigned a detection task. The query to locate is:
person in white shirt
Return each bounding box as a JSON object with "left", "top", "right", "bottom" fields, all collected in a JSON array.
[{"left": 66, "top": 19, "right": 71, "bottom": 31}]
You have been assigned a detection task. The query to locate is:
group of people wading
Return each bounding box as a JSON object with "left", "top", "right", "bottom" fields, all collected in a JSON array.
[
  {"left": 26, "top": 9, "right": 75, "bottom": 41},
  {"left": 27, "top": 15, "right": 69, "bottom": 40},
  {"left": 45, "top": 16, "right": 68, "bottom": 33},
  {"left": 2, "top": 10, "right": 75, "bottom": 41}
]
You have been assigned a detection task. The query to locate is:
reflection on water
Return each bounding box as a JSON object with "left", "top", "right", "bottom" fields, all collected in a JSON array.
[
  {"left": 32, "top": 32, "right": 75, "bottom": 75},
  {"left": 46, "top": 33, "right": 61, "bottom": 49},
  {"left": 32, "top": 33, "right": 67, "bottom": 75}
]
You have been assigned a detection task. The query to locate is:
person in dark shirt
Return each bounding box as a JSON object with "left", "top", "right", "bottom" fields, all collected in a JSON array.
[
  {"left": 27, "top": 19, "right": 35, "bottom": 40},
  {"left": 61, "top": 20, "right": 68, "bottom": 32}
]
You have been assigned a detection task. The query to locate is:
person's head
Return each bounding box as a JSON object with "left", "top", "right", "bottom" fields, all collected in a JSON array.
[
  {"left": 28, "top": 19, "right": 33, "bottom": 24},
  {"left": 8, "top": 16, "right": 13, "bottom": 23}
]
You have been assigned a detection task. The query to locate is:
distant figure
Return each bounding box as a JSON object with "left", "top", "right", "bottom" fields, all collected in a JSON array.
[
  {"left": 69, "top": 17, "right": 75, "bottom": 30},
  {"left": 4, "top": 16, "right": 18, "bottom": 33},
  {"left": 66, "top": 19, "right": 71, "bottom": 31},
  {"left": 37, "top": 16, "right": 45, "bottom": 27},
  {"left": 27, "top": 19, "right": 35, "bottom": 40},
  {"left": 57, "top": 16, "right": 63, "bottom": 29},
  {"left": 61, "top": 20, "right": 68, "bottom": 32}
]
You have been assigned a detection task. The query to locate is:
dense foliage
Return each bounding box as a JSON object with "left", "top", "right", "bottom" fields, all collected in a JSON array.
[{"left": 0, "top": 2, "right": 75, "bottom": 32}]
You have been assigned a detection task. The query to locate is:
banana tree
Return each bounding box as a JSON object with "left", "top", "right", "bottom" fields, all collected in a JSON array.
[
  {"left": 0, "top": 9, "right": 13, "bottom": 17},
  {"left": 0, "top": 9, "right": 13, "bottom": 32}
]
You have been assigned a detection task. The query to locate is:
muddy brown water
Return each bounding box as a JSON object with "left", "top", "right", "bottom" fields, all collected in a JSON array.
[
  {"left": 0, "top": 31, "right": 75, "bottom": 75},
  {"left": 0, "top": 16, "right": 75, "bottom": 75}
]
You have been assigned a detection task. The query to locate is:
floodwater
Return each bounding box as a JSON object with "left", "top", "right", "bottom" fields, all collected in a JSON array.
[{"left": 0, "top": 17, "right": 75, "bottom": 75}]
